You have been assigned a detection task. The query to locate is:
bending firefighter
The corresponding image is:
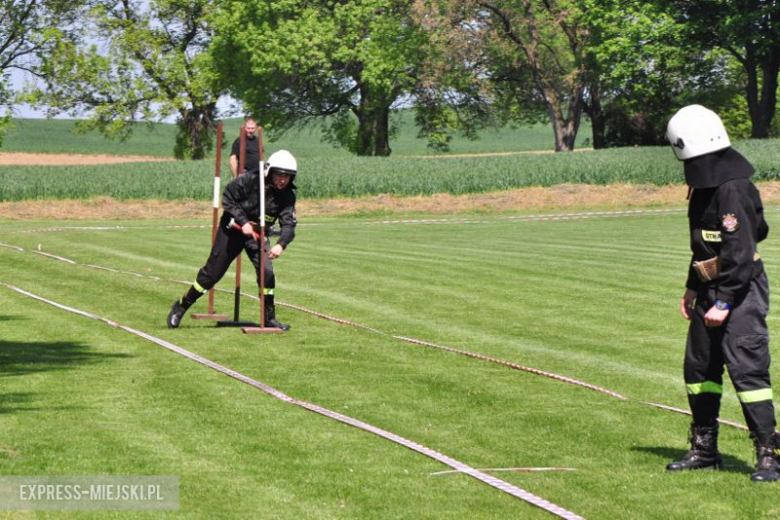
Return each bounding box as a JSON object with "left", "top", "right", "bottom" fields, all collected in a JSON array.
[
  {"left": 167, "top": 150, "right": 298, "bottom": 331},
  {"left": 666, "top": 105, "right": 779, "bottom": 482}
]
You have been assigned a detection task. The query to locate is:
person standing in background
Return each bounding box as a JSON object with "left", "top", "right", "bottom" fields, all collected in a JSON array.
[{"left": 230, "top": 118, "right": 261, "bottom": 176}]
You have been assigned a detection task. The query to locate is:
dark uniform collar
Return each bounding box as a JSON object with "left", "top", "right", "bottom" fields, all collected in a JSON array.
[{"left": 684, "top": 147, "right": 754, "bottom": 188}]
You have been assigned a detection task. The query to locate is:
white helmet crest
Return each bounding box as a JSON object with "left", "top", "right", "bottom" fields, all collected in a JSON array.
[
  {"left": 265, "top": 150, "right": 297, "bottom": 177},
  {"left": 666, "top": 105, "right": 730, "bottom": 161}
]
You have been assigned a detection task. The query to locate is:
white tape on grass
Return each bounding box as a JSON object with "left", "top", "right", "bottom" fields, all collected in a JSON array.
[
  {"left": 1, "top": 283, "right": 585, "bottom": 520},
  {"left": 15, "top": 225, "right": 209, "bottom": 234},
  {"left": 432, "top": 467, "right": 577, "bottom": 476},
  {"left": 11, "top": 207, "right": 689, "bottom": 235},
  {"left": 643, "top": 402, "right": 749, "bottom": 431},
  {"left": 369, "top": 208, "right": 687, "bottom": 227},
  {"left": 393, "top": 334, "right": 627, "bottom": 400},
  {"left": 4, "top": 240, "right": 752, "bottom": 432},
  {"left": 31, "top": 251, "right": 77, "bottom": 264}
]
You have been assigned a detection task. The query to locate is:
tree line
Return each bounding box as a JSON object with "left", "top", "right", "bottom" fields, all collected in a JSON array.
[{"left": 1, "top": 0, "right": 778, "bottom": 158}]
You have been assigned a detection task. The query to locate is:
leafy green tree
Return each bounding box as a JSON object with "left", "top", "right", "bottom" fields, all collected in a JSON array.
[
  {"left": 413, "top": 0, "right": 593, "bottom": 152},
  {"left": 0, "top": 0, "right": 83, "bottom": 147},
  {"left": 580, "top": 0, "right": 765, "bottom": 146},
  {"left": 577, "top": 0, "right": 680, "bottom": 147},
  {"left": 660, "top": 0, "right": 780, "bottom": 138},
  {"left": 29, "top": 0, "right": 225, "bottom": 159},
  {"left": 417, "top": 0, "right": 758, "bottom": 150},
  {"left": 211, "top": 0, "right": 428, "bottom": 156},
  {"left": 579, "top": 0, "right": 746, "bottom": 147}
]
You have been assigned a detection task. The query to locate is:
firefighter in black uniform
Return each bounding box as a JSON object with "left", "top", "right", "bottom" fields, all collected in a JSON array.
[
  {"left": 166, "top": 149, "right": 298, "bottom": 331},
  {"left": 664, "top": 105, "right": 779, "bottom": 482}
]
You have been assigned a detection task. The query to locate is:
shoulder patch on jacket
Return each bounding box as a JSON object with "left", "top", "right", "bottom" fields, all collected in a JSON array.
[{"left": 722, "top": 213, "right": 739, "bottom": 232}]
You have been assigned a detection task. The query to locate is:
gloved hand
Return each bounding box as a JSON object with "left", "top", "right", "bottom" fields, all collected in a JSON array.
[{"left": 240, "top": 222, "right": 260, "bottom": 241}]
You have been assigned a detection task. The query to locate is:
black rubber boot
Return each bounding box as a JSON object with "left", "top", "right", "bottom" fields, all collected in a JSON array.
[
  {"left": 264, "top": 295, "right": 289, "bottom": 331},
  {"left": 666, "top": 423, "right": 723, "bottom": 471},
  {"left": 166, "top": 286, "right": 202, "bottom": 328},
  {"left": 772, "top": 431, "right": 780, "bottom": 467},
  {"left": 751, "top": 432, "right": 780, "bottom": 482},
  {"left": 167, "top": 300, "right": 187, "bottom": 329}
]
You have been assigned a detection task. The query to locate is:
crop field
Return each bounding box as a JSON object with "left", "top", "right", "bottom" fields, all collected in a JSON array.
[
  {"left": 2, "top": 115, "right": 780, "bottom": 203},
  {"left": 3, "top": 209, "right": 780, "bottom": 519},
  {"left": 1, "top": 114, "right": 593, "bottom": 159},
  {"left": 1, "top": 139, "right": 779, "bottom": 203}
]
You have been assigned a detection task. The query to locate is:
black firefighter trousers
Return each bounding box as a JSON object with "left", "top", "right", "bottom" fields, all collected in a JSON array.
[
  {"left": 194, "top": 226, "right": 275, "bottom": 294},
  {"left": 684, "top": 271, "right": 776, "bottom": 436}
]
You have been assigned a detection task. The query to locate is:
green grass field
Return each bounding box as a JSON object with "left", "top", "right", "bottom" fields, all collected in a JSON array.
[
  {"left": 4, "top": 109, "right": 780, "bottom": 518},
  {"left": 1, "top": 114, "right": 593, "bottom": 159},
  {"left": 3, "top": 209, "right": 780, "bottom": 518}
]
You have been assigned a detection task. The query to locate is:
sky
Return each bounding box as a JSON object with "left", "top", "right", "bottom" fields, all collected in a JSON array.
[
  {"left": 9, "top": 68, "right": 49, "bottom": 119},
  {"left": 8, "top": 67, "right": 240, "bottom": 121}
]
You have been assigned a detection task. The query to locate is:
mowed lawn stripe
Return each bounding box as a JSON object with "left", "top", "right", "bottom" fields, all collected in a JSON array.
[
  {"left": 6, "top": 219, "right": 680, "bottom": 402},
  {"left": 7, "top": 283, "right": 592, "bottom": 519},
  {"left": 0, "top": 213, "right": 745, "bottom": 409},
  {"left": 4, "top": 209, "right": 780, "bottom": 517},
  {"left": 0, "top": 215, "right": 736, "bottom": 426},
  {"left": 0, "top": 280, "right": 567, "bottom": 519}
]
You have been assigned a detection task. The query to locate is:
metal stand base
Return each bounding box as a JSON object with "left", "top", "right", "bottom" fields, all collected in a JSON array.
[
  {"left": 242, "top": 326, "right": 284, "bottom": 334},
  {"left": 217, "top": 320, "right": 260, "bottom": 328},
  {"left": 191, "top": 313, "right": 230, "bottom": 320}
]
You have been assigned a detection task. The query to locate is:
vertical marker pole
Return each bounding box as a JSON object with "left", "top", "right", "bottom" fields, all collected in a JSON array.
[
  {"left": 218, "top": 124, "right": 262, "bottom": 328},
  {"left": 191, "top": 121, "right": 228, "bottom": 320},
  {"left": 233, "top": 125, "right": 246, "bottom": 322},
  {"left": 208, "top": 122, "right": 222, "bottom": 314},
  {"left": 258, "top": 126, "right": 266, "bottom": 326},
  {"left": 243, "top": 126, "right": 283, "bottom": 334}
]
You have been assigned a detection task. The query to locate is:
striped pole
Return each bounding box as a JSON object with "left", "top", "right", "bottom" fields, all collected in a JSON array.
[
  {"left": 258, "top": 126, "right": 266, "bottom": 324},
  {"left": 243, "top": 126, "right": 283, "bottom": 334},
  {"left": 218, "top": 124, "right": 259, "bottom": 327},
  {"left": 192, "top": 121, "right": 228, "bottom": 320},
  {"left": 232, "top": 126, "right": 246, "bottom": 322}
]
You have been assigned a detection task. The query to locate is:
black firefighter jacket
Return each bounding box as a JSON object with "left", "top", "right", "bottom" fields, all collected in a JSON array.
[
  {"left": 685, "top": 149, "right": 768, "bottom": 305},
  {"left": 221, "top": 171, "right": 297, "bottom": 249}
]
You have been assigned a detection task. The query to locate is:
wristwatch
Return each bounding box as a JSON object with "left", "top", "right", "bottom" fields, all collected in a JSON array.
[{"left": 714, "top": 299, "right": 731, "bottom": 311}]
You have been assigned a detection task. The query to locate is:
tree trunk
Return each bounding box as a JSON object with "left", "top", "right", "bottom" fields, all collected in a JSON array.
[
  {"left": 745, "top": 48, "right": 763, "bottom": 138},
  {"left": 175, "top": 104, "right": 217, "bottom": 160},
  {"left": 754, "top": 49, "right": 780, "bottom": 138},
  {"left": 189, "top": 115, "right": 207, "bottom": 161},
  {"left": 373, "top": 104, "right": 391, "bottom": 157},
  {"left": 355, "top": 84, "right": 393, "bottom": 156},
  {"left": 584, "top": 82, "right": 606, "bottom": 149},
  {"left": 745, "top": 46, "right": 780, "bottom": 139},
  {"left": 355, "top": 111, "right": 372, "bottom": 156},
  {"left": 546, "top": 86, "right": 584, "bottom": 152}
]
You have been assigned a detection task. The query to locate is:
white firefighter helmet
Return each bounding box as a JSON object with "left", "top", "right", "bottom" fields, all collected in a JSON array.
[
  {"left": 265, "top": 149, "right": 297, "bottom": 177},
  {"left": 666, "top": 104, "right": 731, "bottom": 161}
]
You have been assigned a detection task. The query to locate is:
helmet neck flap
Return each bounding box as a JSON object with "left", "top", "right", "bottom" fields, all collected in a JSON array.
[{"left": 684, "top": 147, "right": 754, "bottom": 189}]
